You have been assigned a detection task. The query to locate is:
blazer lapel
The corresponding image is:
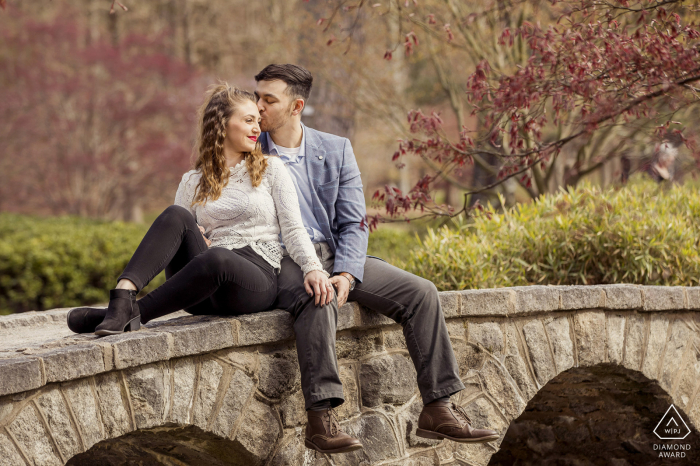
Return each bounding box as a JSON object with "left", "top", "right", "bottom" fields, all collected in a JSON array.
[{"left": 304, "top": 126, "right": 330, "bottom": 228}]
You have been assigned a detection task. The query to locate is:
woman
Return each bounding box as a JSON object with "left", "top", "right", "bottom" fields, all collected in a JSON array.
[{"left": 67, "top": 84, "right": 334, "bottom": 335}]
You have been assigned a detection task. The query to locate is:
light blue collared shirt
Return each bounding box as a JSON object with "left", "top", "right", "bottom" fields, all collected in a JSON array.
[{"left": 267, "top": 126, "right": 326, "bottom": 245}]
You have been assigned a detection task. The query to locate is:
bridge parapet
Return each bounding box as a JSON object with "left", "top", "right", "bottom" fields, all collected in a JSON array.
[{"left": 0, "top": 285, "right": 698, "bottom": 465}]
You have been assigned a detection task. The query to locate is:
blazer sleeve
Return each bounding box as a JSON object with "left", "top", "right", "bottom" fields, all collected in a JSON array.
[{"left": 331, "top": 138, "right": 369, "bottom": 282}]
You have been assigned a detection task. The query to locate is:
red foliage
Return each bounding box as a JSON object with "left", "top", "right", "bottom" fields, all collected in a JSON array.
[
  {"left": 0, "top": 9, "right": 201, "bottom": 219},
  {"left": 322, "top": 0, "right": 700, "bottom": 228}
]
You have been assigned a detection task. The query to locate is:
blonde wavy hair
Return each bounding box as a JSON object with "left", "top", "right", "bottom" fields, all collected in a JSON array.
[{"left": 192, "top": 83, "right": 268, "bottom": 205}]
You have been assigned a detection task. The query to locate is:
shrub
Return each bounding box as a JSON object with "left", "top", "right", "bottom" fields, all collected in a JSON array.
[
  {"left": 0, "top": 214, "right": 165, "bottom": 313},
  {"left": 405, "top": 179, "right": 700, "bottom": 291},
  {"left": 367, "top": 226, "right": 420, "bottom": 267}
]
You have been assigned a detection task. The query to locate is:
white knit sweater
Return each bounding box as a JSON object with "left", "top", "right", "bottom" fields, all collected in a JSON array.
[{"left": 174, "top": 156, "right": 327, "bottom": 277}]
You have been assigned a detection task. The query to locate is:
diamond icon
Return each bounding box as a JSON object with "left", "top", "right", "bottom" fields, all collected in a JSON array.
[{"left": 654, "top": 405, "right": 691, "bottom": 440}]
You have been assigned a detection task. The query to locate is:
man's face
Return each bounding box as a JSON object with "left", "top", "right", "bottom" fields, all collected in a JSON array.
[{"left": 255, "top": 79, "right": 297, "bottom": 133}]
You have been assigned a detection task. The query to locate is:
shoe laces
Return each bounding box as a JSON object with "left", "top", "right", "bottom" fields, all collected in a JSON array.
[
  {"left": 451, "top": 402, "right": 473, "bottom": 426},
  {"left": 325, "top": 408, "right": 340, "bottom": 437}
]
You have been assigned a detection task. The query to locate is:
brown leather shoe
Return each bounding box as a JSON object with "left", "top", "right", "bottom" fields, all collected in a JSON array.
[
  {"left": 305, "top": 408, "right": 363, "bottom": 454},
  {"left": 417, "top": 401, "right": 499, "bottom": 443}
]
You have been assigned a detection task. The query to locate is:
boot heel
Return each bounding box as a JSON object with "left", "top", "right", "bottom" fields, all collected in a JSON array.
[
  {"left": 416, "top": 428, "right": 443, "bottom": 440},
  {"left": 126, "top": 317, "right": 141, "bottom": 332}
]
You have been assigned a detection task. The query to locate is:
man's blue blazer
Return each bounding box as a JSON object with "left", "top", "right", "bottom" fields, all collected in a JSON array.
[{"left": 260, "top": 123, "right": 369, "bottom": 282}]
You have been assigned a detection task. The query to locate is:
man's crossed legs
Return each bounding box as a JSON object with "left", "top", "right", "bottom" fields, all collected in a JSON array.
[{"left": 275, "top": 243, "right": 499, "bottom": 453}]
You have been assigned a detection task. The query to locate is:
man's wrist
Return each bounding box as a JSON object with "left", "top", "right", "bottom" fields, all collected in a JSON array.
[{"left": 337, "top": 272, "right": 356, "bottom": 291}]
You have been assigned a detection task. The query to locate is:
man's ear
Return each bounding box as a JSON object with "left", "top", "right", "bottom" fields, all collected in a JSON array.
[{"left": 292, "top": 98, "right": 305, "bottom": 116}]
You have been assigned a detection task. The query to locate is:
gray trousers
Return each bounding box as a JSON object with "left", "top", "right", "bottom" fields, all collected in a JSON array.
[{"left": 276, "top": 243, "right": 465, "bottom": 410}]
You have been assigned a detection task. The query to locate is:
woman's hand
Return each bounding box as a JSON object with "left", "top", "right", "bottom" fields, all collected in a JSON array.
[
  {"left": 304, "top": 270, "right": 335, "bottom": 306},
  {"left": 197, "top": 225, "right": 211, "bottom": 248}
]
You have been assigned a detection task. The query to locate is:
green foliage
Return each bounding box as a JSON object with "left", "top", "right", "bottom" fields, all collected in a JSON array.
[
  {"left": 406, "top": 179, "right": 700, "bottom": 291},
  {"left": 367, "top": 226, "right": 420, "bottom": 267},
  {"left": 0, "top": 214, "right": 164, "bottom": 313}
]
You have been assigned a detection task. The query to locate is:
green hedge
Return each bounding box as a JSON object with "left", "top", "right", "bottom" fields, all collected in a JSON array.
[
  {"left": 405, "top": 179, "right": 700, "bottom": 290},
  {"left": 0, "top": 214, "right": 164, "bottom": 313}
]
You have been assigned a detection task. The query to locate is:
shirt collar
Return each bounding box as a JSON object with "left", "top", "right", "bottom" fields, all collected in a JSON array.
[{"left": 266, "top": 123, "right": 306, "bottom": 164}]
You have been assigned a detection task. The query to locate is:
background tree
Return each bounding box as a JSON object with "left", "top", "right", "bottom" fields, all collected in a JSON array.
[{"left": 316, "top": 0, "right": 700, "bottom": 226}]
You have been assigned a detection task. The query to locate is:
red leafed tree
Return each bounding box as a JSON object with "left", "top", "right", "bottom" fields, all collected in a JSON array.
[
  {"left": 318, "top": 0, "right": 700, "bottom": 227},
  {"left": 0, "top": 8, "right": 201, "bottom": 220}
]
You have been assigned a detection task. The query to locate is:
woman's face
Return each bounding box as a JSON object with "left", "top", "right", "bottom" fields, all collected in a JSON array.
[{"left": 225, "top": 100, "right": 261, "bottom": 155}]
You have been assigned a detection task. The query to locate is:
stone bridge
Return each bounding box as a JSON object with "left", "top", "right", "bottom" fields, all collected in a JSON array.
[{"left": 1, "top": 285, "right": 699, "bottom": 465}]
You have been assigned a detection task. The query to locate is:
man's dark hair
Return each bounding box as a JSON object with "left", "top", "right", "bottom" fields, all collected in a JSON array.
[{"left": 255, "top": 64, "right": 313, "bottom": 101}]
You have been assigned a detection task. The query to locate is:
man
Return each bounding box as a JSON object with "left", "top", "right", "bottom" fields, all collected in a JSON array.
[{"left": 254, "top": 64, "right": 499, "bottom": 454}]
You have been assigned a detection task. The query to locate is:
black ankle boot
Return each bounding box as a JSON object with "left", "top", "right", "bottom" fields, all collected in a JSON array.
[
  {"left": 95, "top": 289, "right": 140, "bottom": 336},
  {"left": 67, "top": 307, "right": 108, "bottom": 334}
]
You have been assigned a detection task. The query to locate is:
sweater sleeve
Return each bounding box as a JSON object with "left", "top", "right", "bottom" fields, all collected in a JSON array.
[
  {"left": 174, "top": 171, "right": 198, "bottom": 221},
  {"left": 268, "top": 158, "right": 328, "bottom": 277}
]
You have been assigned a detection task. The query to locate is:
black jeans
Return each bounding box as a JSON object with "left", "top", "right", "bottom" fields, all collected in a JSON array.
[{"left": 118, "top": 205, "right": 277, "bottom": 323}]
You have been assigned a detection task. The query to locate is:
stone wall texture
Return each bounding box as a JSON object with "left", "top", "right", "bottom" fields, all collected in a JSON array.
[{"left": 0, "top": 285, "right": 698, "bottom": 465}]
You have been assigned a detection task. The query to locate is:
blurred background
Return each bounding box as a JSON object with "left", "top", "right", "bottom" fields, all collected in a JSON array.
[{"left": 1, "top": 0, "right": 699, "bottom": 314}]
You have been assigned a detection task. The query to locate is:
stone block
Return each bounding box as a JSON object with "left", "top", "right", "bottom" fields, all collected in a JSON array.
[
  {"left": 360, "top": 353, "right": 417, "bottom": 407},
  {"left": 337, "top": 302, "right": 361, "bottom": 331},
  {"left": 156, "top": 319, "right": 235, "bottom": 358},
  {"left": 235, "top": 311, "right": 294, "bottom": 346},
  {"left": 0, "top": 357, "right": 42, "bottom": 396},
  {"left": 574, "top": 311, "right": 607, "bottom": 366},
  {"left": 41, "top": 344, "right": 105, "bottom": 383},
  {"left": 217, "top": 348, "right": 259, "bottom": 375},
  {"left": 61, "top": 379, "right": 104, "bottom": 450},
  {"left": 503, "top": 323, "right": 538, "bottom": 400},
  {"left": 268, "top": 429, "right": 307, "bottom": 466},
  {"left": 460, "top": 289, "right": 514, "bottom": 317},
  {"left": 478, "top": 360, "right": 525, "bottom": 419},
  {"left": 460, "top": 395, "right": 509, "bottom": 436},
  {"left": 400, "top": 396, "right": 440, "bottom": 448},
  {"left": 169, "top": 358, "right": 197, "bottom": 425},
  {"left": 124, "top": 363, "right": 170, "bottom": 429},
  {"left": 94, "top": 371, "right": 132, "bottom": 439},
  {"left": 0, "top": 311, "right": 51, "bottom": 330},
  {"left": 339, "top": 412, "right": 401, "bottom": 465},
  {"left": 383, "top": 328, "right": 407, "bottom": 350},
  {"left": 560, "top": 286, "right": 605, "bottom": 310},
  {"left": 642, "top": 286, "right": 686, "bottom": 311},
  {"left": 192, "top": 359, "right": 224, "bottom": 430},
  {"left": 686, "top": 287, "right": 700, "bottom": 310},
  {"left": 230, "top": 399, "right": 280, "bottom": 466},
  {"left": 439, "top": 292, "right": 461, "bottom": 318},
  {"left": 602, "top": 285, "right": 642, "bottom": 310},
  {"left": 336, "top": 329, "right": 383, "bottom": 360},
  {"left": 454, "top": 339, "right": 488, "bottom": 374},
  {"left": 468, "top": 322, "right": 505, "bottom": 358},
  {"left": 212, "top": 369, "right": 255, "bottom": 438},
  {"left": 512, "top": 286, "right": 560, "bottom": 315},
  {"left": 659, "top": 318, "right": 694, "bottom": 392},
  {"left": 279, "top": 390, "right": 306, "bottom": 428},
  {"left": 106, "top": 332, "right": 171, "bottom": 370},
  {"left": 543, "top": 316, "right": 575, "bottom": 373},
  {"left": 446, "top": 320, "right": 467, "bottom": 340},
  {"left": 623, "top": 314, "right": 646, "bottom": 370},
  {"left": 522, "top": 319, "right": 556, "bottom": 385},
  {"left": 8, "top": 404, "right": 62, "bottom": 466},
  {"left": 258, "top": 348, "right": 300, "bottom": 399},
  {"left": 452, "top": 442, "right": 497, "bottom": 466},
  {"left": 36, "top": 388, "right": 81, "bottom": 459},
  {"left": 358, "top": 305, "right": 395, "bottom": 328},
  {"left": 337, "top": 364, "right": 360, "bottom": 420},
  {"left": 0, "top": 429, "right": 25, "bottom": 466},
  {"left": 675, "top": 347, "right": 700, "bottom": 408},
  {"left": 606, "top": 313, "right": 626, "bottom": 365},
  {"left": 641, "top": 314, "right": 671, "bottom": 380}
]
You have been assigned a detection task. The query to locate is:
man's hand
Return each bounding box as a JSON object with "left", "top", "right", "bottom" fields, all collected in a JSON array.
[
  {"left": 329, "top": 275, "right": 350, "bottom": 307},
  {"left": 197, "top": 225, "right": 211, "bottom": 248},
  {"left": 304, "top": 270, "right": 334, "bottom": 306}
]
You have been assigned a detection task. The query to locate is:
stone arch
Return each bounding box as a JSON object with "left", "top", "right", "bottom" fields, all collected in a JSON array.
[
  {"left": 442, "top": 308, "right": 700, "bottom": 465},
  {"left": 0, "top": 346, "right": 295, "bottom": 466}
]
